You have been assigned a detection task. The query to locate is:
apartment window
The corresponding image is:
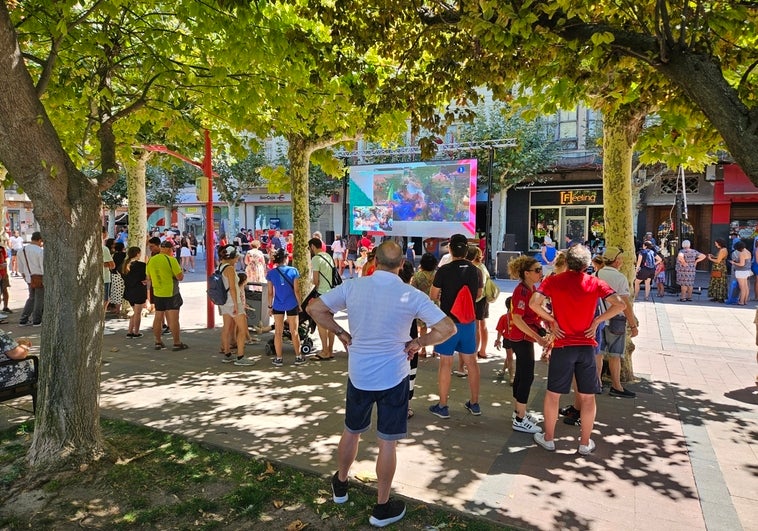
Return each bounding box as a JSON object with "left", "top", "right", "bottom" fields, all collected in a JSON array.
[
  {"left": 658, "top": 174, "right": 700, "bottom": 195},
  {"left": 558, "top": 109, "right": 578, "bottom": 140}
]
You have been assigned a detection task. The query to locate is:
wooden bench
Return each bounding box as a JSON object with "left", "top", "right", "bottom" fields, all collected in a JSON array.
[{"left": 0, "top": 355, "right": 39, "bottom": 412}]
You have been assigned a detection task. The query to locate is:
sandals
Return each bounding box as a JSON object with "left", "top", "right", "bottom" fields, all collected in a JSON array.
[
  {"left": 172, "top": 343, "right": 189, "bottom": 351},
  {"left": 155, "top": 342, "right": 167, "bottom": 350}
]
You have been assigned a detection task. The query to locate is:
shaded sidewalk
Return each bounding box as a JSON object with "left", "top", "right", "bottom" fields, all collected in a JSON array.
[{"left": 1, "top": 272, "right": 756, "bottom": 530}]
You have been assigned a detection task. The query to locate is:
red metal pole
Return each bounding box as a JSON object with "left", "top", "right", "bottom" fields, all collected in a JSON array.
[{"left": 203, "top": 130, "right": 215, "bottom": 329}]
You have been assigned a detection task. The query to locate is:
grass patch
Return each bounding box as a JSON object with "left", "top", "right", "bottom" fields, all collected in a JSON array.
[{"left": 0, "top": 418, "right": 515, "bottom": 530}]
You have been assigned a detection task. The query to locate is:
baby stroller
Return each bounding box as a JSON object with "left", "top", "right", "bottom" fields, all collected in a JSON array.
[{"left": 264, "top": 307, "right": 316, "bottom": 356}]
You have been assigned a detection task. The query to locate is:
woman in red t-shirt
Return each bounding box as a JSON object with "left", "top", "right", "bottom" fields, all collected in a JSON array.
[{"left": 508, "top": 256, "right": 551, "bottom": 435}]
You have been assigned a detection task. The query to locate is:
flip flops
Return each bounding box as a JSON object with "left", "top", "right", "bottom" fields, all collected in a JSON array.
[
  {"left": 172, "top": 343, "right": 189, "bottom": 351},
  {"left": 155, "top": 343, "right": 167, "bottom": 350}
]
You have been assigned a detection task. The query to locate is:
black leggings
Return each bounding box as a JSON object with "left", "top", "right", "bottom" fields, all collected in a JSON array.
[{"left": 512, "top": 340, "right": 535, "bottom": 405}]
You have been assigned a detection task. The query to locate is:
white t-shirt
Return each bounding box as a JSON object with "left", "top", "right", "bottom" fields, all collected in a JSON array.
[
  {"left": 331, "top": 239, "right": 345, "bottom": 256},
  {"left": 320, "top": 270, "right": 446, "bottom": 391},
  {"left": 9, "top": 236, "right": 23, "bottom": 251}
]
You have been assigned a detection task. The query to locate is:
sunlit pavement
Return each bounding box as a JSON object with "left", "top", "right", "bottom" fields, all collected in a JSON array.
[{"left": 2, "top": 261, "right": 756, "bottom": 530}]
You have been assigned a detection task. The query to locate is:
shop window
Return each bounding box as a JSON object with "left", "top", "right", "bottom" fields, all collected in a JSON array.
[
  {"left": 658, "top": 174, "right": 699, "bottom": 195},
  {"left": 588, "top": 207, "right": 605, "bottom": 250},
  {"left": 529, "top": 208, "right": 559, "bottom": 250}
]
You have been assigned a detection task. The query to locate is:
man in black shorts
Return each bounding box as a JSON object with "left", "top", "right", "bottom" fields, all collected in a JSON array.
[{"left": 529, "top": 245, "right": 625, "bottom": 455}]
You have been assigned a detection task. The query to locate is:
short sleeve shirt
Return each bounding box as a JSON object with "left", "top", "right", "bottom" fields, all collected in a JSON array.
[
  {"left": 509, "top": 282, "right": 542, "bottom": 342},
  {"left": 312, "top": 252, "right": 336, "bottom": 295},
  {"left": 320, "top": 271, "right": 446, "bottom": 391},
  {"left": 537, "top": 271, "right": 615, "bottom": 348},
  {"left": 596, "top": 266, "right": 630, "bottom": 313},
  {"left": 266, "top": 265, "right": 300, "bottom": 311},
  {"left": 433, "top": 260, "right": 481, "bottom": 321},
  {"left": 146, "top": 253, "right": 182, "bottom": 298}
]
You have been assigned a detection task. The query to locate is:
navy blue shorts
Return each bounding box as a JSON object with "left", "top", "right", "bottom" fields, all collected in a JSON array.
[
  {"left": 436, "top": 321, "right": 476, "bottom": 355},
  {"left": 547, "top": 345, "right": 600, "bottom": 394},
  {"left": 344, "top": 377, "right": 409, "bottom": 441}
]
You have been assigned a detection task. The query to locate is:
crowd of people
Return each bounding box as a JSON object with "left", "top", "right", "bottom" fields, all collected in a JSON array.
[{"left": 3, "top": 223, "right": 758, "bottom": 527}]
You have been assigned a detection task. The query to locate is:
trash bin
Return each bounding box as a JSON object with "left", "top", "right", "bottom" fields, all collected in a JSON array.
[{"left": 245, "top": 282, "right": 269, "bottom": 328}]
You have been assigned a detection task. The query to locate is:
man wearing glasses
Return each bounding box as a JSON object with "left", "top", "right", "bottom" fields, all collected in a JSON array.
[{"left": 529, "top": 245, "right": 626, "bottom": 455}]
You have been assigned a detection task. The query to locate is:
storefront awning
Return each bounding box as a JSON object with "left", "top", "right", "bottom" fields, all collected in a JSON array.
[{"left": 724, "top": 170, "right": 758, "bottom": 194}]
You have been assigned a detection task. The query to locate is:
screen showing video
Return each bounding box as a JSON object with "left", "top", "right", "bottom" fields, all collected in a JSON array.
[{"left": 348, "top": 159, "right": 477, "bottom": 237}]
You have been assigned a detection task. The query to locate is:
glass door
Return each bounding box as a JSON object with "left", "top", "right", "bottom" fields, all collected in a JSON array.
[{"left": 563, "top": 207, "right": 587, "bottom": 247}]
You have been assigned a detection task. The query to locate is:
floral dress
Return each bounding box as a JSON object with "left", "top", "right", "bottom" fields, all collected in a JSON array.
[
  {"left": 676, "top": 248, "right": 700, "bottom": 287},
  {"left": 0, "top": 332, "right": 35, "bottom": 387},
  {"left": 707, "top": 249, "right": 728, "bottom": 302},
  {"left": 245, "top": 249, "right": 267, "bottom": 284}
]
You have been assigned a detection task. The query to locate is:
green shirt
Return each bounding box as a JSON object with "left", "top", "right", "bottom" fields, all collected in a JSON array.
[
  {"left": 312, "top": 252, "right": 336, "bottom": 295},
  {"left": 146, "top": 253, "right": 182, "bottom": 298}
]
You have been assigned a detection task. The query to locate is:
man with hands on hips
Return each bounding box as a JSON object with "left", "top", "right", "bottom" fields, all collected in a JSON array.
[{"left": 307, "top": 240, "right": 455, "bottom": 528}]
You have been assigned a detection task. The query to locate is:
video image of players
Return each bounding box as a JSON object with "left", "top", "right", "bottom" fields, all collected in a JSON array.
[{"left": 371, "top": 166, "right": 471, "bottom": 223}]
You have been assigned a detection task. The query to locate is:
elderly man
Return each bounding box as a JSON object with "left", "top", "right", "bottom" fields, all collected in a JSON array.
[
  {"left": 307, "top": 241, "right": 455, "bottom": 527},
  {"left": 598, "top": 246, "right": 639, "bottom": 398},
  {"left": 529, "top": 245, "right": 625, "bottom": 455}
]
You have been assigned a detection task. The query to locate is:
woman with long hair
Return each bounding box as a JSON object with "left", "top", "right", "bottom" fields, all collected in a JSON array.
[
  {"left": 266, "top": 248, "right": 303, "bottom": 366},
  {"left": 122, "top": 246, "right": 147, "bottom": 338},
  {"left": 707, "top": 238, "right": 728, "bottom": 303},
  {"left": 507, "top": 255, "right": 550, "bottom": 434}
]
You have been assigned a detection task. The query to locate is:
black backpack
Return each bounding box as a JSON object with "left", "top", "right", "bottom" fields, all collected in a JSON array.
[{"left": 318, "top": 254, "right": 342, "bottom": 288}]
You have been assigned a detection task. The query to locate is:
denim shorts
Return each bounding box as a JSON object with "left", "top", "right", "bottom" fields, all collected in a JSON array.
[
  {"left": 435, "top": 321, "right": 477, "bottom": 355},
  {"left": 344, "top": 377, "right": 409, "bottom": 441},
  {"left": 600, "top": 327, "right": 626, "bottom": 357}
]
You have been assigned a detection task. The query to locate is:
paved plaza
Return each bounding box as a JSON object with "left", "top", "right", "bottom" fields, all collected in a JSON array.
[{"left": 1, "top": 261, "right": 756, "bottom": 530}]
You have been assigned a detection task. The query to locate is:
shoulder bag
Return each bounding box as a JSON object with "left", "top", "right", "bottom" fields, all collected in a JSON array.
[{"left": 23, "top": 248, "right": 43, "bottom": 289}]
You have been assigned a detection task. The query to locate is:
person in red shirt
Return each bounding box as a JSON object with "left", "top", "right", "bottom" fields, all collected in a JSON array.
[
  {"left": 359, "top": 231, "right": 373, "bottom": 250},
  {"left": 529, "top": 244, "right": 625, "bottom": 455},
  {"left": 494, "top": 296, "right": 515, "bottom": 384},
  {"left": 507, "top": 256, "right": 551, "bottom": 434}
]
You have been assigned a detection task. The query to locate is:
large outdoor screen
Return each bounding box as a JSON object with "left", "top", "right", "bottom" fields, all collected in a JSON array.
[{"left": 348, "top": 159, "right": 477, "bottom": 238}]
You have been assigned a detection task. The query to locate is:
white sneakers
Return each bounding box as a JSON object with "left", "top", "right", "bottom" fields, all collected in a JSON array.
[
  {"left": 534, "top": 433, "right": 555, "bottom": 451},
  {"left": 513, "top": 415, "right": 542, "bottom": 434},
  {"left": 578, "top": 439, "right": 596, "bottom": 455},
  {"left": 534, "top": 433, "right": 597, "bottom": 455}
]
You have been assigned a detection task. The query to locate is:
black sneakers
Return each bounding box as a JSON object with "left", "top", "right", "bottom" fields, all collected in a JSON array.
[
  {"left": 369, "top": 498, "right": 406, "bottom": 528},
  {"left": 560, "top": 405, "right": 581, "bottom": 426},
  {"left": 331, "top": 472, "right": 348, "bottom": 503},
  {"left": 609, "top": 387, "right": 636, "bottom": 398}
]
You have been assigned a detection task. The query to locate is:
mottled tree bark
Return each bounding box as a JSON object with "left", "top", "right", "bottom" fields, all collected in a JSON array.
[
  {"left": 124, "top": 151, "right": 152, "bottom": 256},
  {"left": 602, "top": 107, "right": 646, "bottom": 382},
  {"left": 287, "top": 135, "right": 313, "bottom": 299},
  {"left": 0, "top": 3, "right": 104, "bottom": 469}
]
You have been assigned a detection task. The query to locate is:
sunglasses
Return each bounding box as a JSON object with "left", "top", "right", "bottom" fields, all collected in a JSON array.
[{"left": 529, "top": 267, "right": 543, "bottom": 273}]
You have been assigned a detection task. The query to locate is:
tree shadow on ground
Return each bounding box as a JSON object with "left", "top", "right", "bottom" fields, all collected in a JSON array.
[{"left": 21, "top": 332, "right": 754, "bottom": 530}]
